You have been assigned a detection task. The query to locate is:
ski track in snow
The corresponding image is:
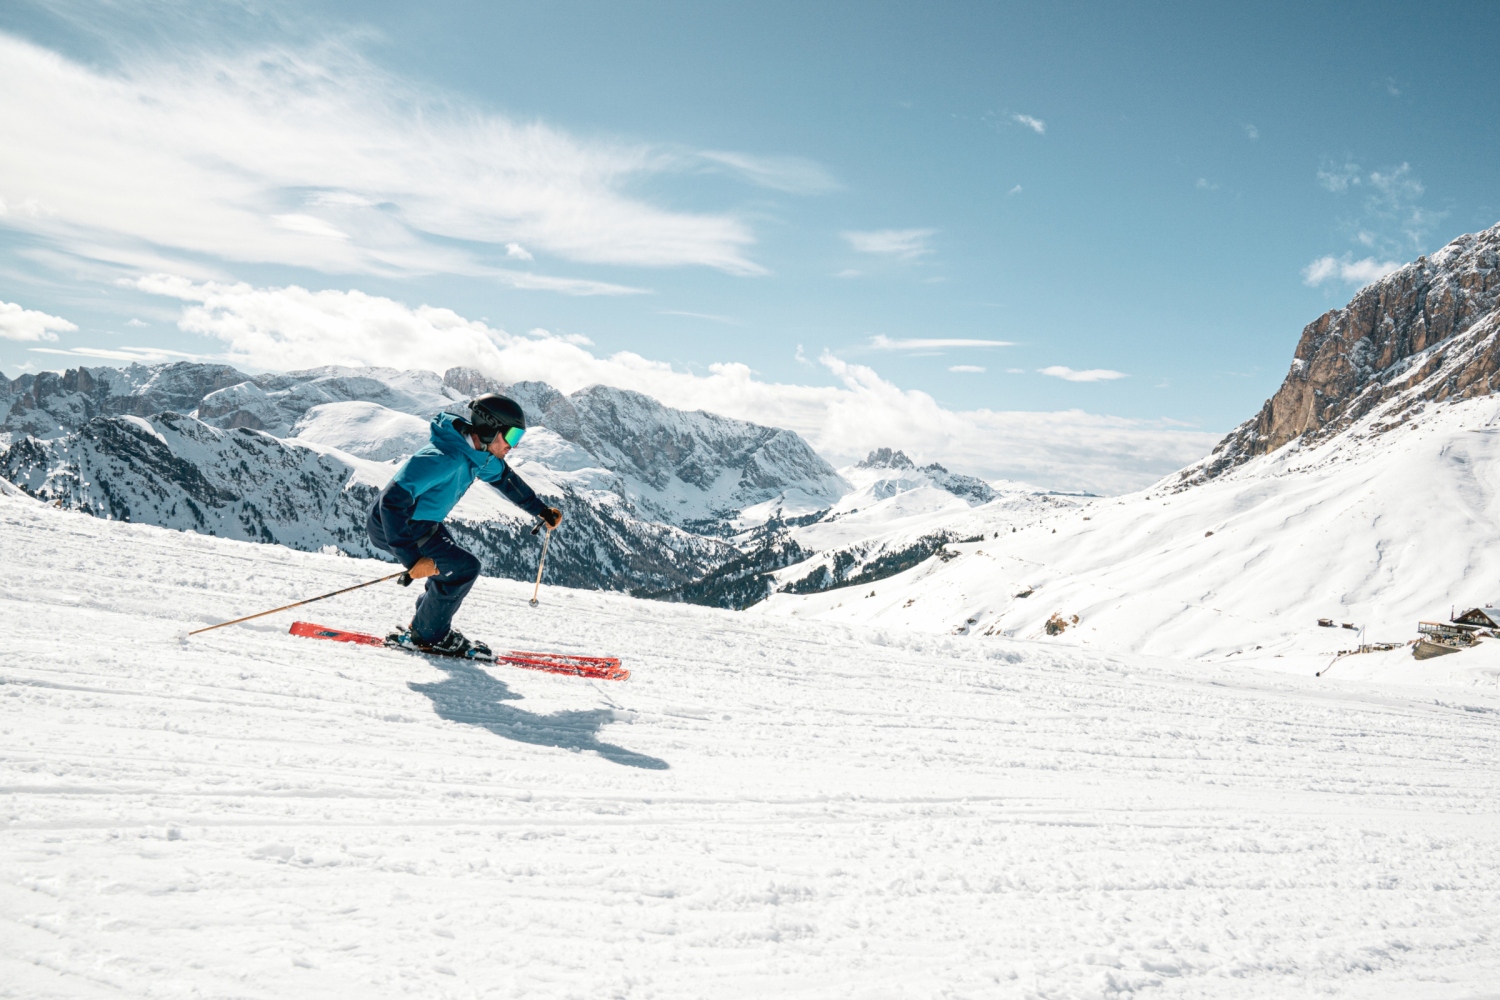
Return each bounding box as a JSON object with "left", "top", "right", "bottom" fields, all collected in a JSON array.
[{"left": 4, "top": 494, "right": 1500, "bottom": 999}]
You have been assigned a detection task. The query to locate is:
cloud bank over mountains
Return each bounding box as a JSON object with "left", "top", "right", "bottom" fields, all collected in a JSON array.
[{"left": 108, "top": 275, "right": 1214, "bottom": 494}]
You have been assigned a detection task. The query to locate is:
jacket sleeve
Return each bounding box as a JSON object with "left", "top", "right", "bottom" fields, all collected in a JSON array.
[
  {"left": 484, "top": 462, "right": 550, "bottom": 518},
  {"left": 376, "top": 481, "right": 438, "bottom": 566}
]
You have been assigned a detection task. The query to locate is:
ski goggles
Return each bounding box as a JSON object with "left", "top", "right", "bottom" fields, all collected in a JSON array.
[{"left": 476, "top": 423, "right": 525, "bottom": 448}]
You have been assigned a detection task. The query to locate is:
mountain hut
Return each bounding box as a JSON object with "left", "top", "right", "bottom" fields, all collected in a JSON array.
[{"left": 1452, "top": 607, "right": 1500, "bottom": 629}]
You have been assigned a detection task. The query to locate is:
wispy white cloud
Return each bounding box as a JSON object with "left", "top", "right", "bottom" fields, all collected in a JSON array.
[
  {"left": 1040, "top": 366, "right": 1127, "bottom": 383},
  {"left": 31, "top": 345, "right": 212, "bottom": 362},
  {"left": 1007, "top": 184, "right": 1023, "bottom": 196},
  {"left": 869, "top": 335, "right": 1013, "bottom": 350},
  {"left": 520, "top": 326, "right": 593, "bottom": 347},
  {"left": 835, "top": 268, "right": 862, "bottom": 278},
  {"left": 1244, "top": 124, "right": 1259, "bottom": 140},
  {"left": 1195, "top": 178, "right": 1219, "bottom": 191},
  {"left": 1012, "top": 114, "right": 1046, "bottom": 134},
  {"left": 272, "top": 214, "right": 350, "bottom": 241},
  {"left": 1301, "top": 255, "right": 1402, "bottom": 287},
  {"left": 505, "top": 243, "right": 533, "bottom": 261},
  {"left": 134, "top": 275, "right": 1214, "bottom": 493},
  {"left": 0, "top": 299, "right": 76, "bottom": 342},
  {"left": 0, "top": 32, "right": 765, "bottom": 286},
  {"left": 1314, "top": 160, "right": 1443, "bottom": 255},
  {"left": 1368, "top": 163, "right": 1424, "bottom": 206},
  {"left": 1318, "top": 161, "right": 1364, "bottom": 193},
  {"left": 948, "top": 365, "right": 985, "bottom": 373},
  {"left": 697, "top": 151, "right": 838, "bottom": 194},
  {"left": 843, "top": 229, "right": 936, "bottom": 259}
]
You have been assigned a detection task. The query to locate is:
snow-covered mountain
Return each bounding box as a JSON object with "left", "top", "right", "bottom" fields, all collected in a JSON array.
[
  {"left": 0, "top": 356, "right": 1149, "bottom": 610},
  {"left": 0, "top": 362, "right": 850, "bottom": 597},
  {"left": 842, "top": 447, "right": 999, "bottom": 506},
  {"left": 755, "top": 221, "right": 1500, "bottom": 672},
  {"left": 1, "top": 411, "right": 379, "bottom": 554},
  {"left": 633, "top": 449, "right": 1084, "bottom": 610},
  {"left": 505, "top": 380, "right": 846, "bottom": 530},
  {"left": 196, "top": 365, "right": 472, "bottom": 438},
  {"left": 0, "top": 361, "right": 249, "bottom": 445}
]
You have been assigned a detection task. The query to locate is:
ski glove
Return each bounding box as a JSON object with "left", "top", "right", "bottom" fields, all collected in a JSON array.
[
  {"left": 397, "top": 557, "right": 440, "bottom": 587},
  {"left": 540, "top": 506, "right": 563, "bottom": 529}
]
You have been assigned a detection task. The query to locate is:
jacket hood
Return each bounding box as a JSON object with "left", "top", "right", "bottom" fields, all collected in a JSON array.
[{"left": 429, "top": 413, "right": 491, "bottom": 470}]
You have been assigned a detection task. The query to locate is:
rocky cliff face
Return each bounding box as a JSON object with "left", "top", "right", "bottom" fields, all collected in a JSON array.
[
  {"left": 1, "top": 362, "right": 249, "bottom": 443},
  {"left": 506, "top": 381, "right": 848, "bottom": 528},
  {"left": 1183, "top": 222, "right": 1500, "bottom": 484},
  {"left": 1, "top": 412, "right": 378, "bottom": 553}
]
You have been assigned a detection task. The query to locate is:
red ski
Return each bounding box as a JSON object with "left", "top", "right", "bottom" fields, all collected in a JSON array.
[{"left": 289, "top": 621, "right": 629, "bottom": 681}]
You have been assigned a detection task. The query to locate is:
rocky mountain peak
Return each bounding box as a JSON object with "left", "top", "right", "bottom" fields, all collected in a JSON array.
[
  {"left": 1183, "top": 221, "right": 1500, "bottom": 485},
  {"left": 2, "top": 361, "right": 250, "bottom": 441},
  {"left": 196, "top": 366, "right": 468, "bottom": 437},
  {"left": 442, "top": 367, "right": 507, "bottom": 397},
  {"left": 857, "top": 448, "right": 917, "bottom": 470},
  {"left": 512, "top": 382, "right": 847, "bottom": 522}
]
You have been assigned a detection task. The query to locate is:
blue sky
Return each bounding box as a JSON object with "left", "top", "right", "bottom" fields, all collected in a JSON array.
[{"left": 1, "top": 0, "right": 1497, "bottom": 490}]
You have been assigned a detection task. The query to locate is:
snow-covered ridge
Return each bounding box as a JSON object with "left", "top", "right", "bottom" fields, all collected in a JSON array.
[
  {"left": 504, "top": 380, "right": 847, "bottom": 529},
  {"left": 845, "top": 447, "right": 997, "bottom": 505},
  {"left": 1, "top": 411, "right": 376, "bottom": 553},
  {"left": 0, "top": 360, "right": 248, "bottom": 445}
]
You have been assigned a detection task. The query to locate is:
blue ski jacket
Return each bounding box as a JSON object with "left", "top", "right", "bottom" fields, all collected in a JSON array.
[{"left": 371, "top": 412, "right": 548, "bottom": 565}]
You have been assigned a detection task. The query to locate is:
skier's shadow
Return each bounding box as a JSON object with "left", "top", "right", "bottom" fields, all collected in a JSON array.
[{"left": 408, "top": 660, "right": 669, "bottom": 770}]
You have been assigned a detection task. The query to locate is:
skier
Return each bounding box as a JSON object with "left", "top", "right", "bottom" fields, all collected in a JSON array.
[{"left": 367, "top": 393, "right": 561, "bottom": 657}]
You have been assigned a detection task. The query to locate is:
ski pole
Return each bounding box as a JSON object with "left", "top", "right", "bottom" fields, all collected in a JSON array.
[
  {"left": 529, "top": 523, "right": 553, "bottom": 607},
  {"left": 187, "top": 559, "right": 438, "bottom": 636}
]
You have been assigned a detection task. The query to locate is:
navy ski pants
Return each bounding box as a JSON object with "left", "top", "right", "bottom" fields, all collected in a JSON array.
[{"left": 366, "top": 495, "right": 481, "bottom": 645}]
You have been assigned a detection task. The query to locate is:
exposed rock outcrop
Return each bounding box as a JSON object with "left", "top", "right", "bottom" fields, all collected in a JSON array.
[
  {"left": 1183, "top": 222, "right": 1500, "bottom": 484},
  {"left": 2, "top": 362, "right": 249, "bottom": 442},
  {"left": 513, "top": 382, "right": 849, "bottom": 527}
]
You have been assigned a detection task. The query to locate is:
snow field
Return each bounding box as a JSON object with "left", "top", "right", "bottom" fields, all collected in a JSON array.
[
  {"left": 761, "top": 395, "right": 1500, "bottom": 682},
  {"left": 4, "top": 493, "right": 1500, "bottom": 998}
]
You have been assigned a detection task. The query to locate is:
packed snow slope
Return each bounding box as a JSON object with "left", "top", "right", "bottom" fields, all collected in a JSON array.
[{"left": 5, "top": 490, "right": 1500, "bottom": 998}]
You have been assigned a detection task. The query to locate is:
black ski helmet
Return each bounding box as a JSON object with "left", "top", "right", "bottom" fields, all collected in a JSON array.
[{"left": 467, "top": 393, "right": 526, "bottom": 443}]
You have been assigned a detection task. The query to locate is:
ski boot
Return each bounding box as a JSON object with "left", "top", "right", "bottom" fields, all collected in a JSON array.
[
  {"left": 429, "top": 628, "right": 492, "bottom": 658},
  {"left": 386, "top": 626, "right": 491, "bottom": 659}
]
